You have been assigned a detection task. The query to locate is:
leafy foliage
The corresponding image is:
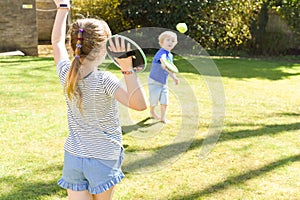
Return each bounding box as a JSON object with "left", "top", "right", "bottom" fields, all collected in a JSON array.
[
  {"left": 249, "top": 0, "right": 300, "bottom": 55},
  {"left": 71, "top": 0, "right": 300, "bottom": 55},
  {"left": 71, "top": 0, "right": 131, "bottom": 33}
]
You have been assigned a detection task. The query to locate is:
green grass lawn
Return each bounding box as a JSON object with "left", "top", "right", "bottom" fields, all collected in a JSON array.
[{"left": 0, "top": 55, "right": 299, "bottom": 200}]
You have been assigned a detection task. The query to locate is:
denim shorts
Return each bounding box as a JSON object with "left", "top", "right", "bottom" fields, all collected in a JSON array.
[
  {"left": 57, "top": 150, "right": 125, "bottom": 194},
  {"left": 148, "top": 78, "right": 168, "bottom": 106}
]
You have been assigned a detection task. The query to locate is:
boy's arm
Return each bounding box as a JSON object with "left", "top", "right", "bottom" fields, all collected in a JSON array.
[
  {"left": 51, "top": 0, "right": 70, "bottom": 65},
  {"left": 169, "top": 71, "right": 179, "bottom": 85},
  {"left": 160, "top": 54, "right": 179, "bottom": 85},
  {"left": 159, "top": 54, "right": 168, "bottom": 70}
]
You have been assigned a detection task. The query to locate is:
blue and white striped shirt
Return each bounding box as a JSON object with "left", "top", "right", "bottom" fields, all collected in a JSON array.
[{"left": 57, "top": 59, "right": 123, "bottom": 160}]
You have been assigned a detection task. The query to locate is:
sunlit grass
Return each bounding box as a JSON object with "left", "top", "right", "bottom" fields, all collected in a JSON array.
[{"left": 0, "top": 56, "right": 299, "bottom": 199}]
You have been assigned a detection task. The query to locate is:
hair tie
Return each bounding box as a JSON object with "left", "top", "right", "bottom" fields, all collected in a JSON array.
[
  {"left": 75, "top": 55, "right": 80, "bottom": 59},
  {"left": 76, "top": 44, "right": 82, "bottom": 48},
  {"left": 77, "top": 29, "right": 84, "bottom": 40}
]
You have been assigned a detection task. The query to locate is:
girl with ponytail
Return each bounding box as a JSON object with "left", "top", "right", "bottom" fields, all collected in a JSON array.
[{"left": 51, "top": 1, "right": 147, "bottom": 199}]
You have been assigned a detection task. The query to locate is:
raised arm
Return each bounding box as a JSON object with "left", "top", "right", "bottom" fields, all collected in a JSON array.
[
  {"left": 115, "top": 72, "right": 147, "bottom": 111},
  {"left": 160, "top": 57, "right": 179, "bottom": 85},
  {"left": 51, "top": 0, "right": 70, "bottom": 65},
  {"left": 109, "top": 37, "right": 147, "bottom": 111}
]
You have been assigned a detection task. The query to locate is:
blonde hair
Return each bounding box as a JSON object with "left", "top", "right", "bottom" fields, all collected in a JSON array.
[
  {"left": 65, "top": 18, "right": 111, "bottom": 111},
  {"left": 158, "top": 31, "right": 178, "bottom": 46}
]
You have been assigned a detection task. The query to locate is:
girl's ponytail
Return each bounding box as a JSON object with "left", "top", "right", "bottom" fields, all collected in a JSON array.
[
  {"left": 65, "top": 29, "right": 84, "bottom": 111},
  {"left": 65, "top": 19, "right": 111, "bottom": 112}
]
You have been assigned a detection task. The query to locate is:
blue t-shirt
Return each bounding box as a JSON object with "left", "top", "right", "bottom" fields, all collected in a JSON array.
[{"left": 149, "top": 48, "right": 173, "bottom": 84}]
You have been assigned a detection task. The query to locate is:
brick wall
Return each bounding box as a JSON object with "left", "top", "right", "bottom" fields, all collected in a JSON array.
[
  {"left": 0, "top": 0, "right": 38, "bottom": 56},
  {"left": 36, "top": 0, "right": 56, "bottom": 42}
]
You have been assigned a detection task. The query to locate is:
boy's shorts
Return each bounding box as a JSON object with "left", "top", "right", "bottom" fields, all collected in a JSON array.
[
  {"left": 148, "top": 78, "right": 168, "bottom": 106},
  {"left": 57, "top": 150, "right": 124, "bottom": 194}
]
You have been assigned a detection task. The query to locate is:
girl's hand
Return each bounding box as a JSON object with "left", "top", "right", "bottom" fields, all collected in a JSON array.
[{"left": 108, "top": 36, "right": 133, "bottom": 72}]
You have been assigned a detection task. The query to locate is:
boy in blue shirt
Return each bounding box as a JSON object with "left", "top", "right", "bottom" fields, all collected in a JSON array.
[{"left": 148, "top": 31, "right": 179, "bottom": 123}]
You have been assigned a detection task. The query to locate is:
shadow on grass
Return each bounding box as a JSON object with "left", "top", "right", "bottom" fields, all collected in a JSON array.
[
  {"left": 2, "top": 55, "right": 300, "bottom": 81},
  {"left": 123, "top": 138, "right": 195, "bottom": 173},
  {"left": 0, "top": 58, "right": 54, "bottom": 71},
  {"left": 0, "top": 56, "right": 53, "bottom": 64},
  {"left": 0, "top": 164, "right": 65, "bottom": 200},
  {"left": 129, "top": 55, "right": 300, "bottom": 80},
  {"left": 122, "top": 121, "right": 300, "bottom": 173},
  {"left": 0, "top": 179, "right": 64, "bottom": 200},
  {"left": 213, "top": 58, "right": 300, "bottom": 80},
  {"left": 173, "top": 56, "right": 300, "bottom": 80},
  {"left": 279, "top": 112, "right": 300, "bottom": 117},
  {"left": 172, "top": 154, "right": 300, "bottom": 200},
  {"left": 219, "top": 122, "right": 300, "bottom": 142},
  {"left": 122, "top": 117, "right": 161, "bottom": 134},
  {"left": 0, "top": 56, "right": 58, "bottom": 82}
]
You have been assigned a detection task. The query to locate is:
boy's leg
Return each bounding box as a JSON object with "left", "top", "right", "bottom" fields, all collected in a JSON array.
[
  {"left": 148, "top": 79, "right": 161, "bottom": 120},
  {"left": 160, "top": 84, "right": 169, "bottom": 123},
  {"left": 150, "top": 106, "right": 160, "bottom": 120},
  {"left": 160, "top": 104, "right": 168, "bottom": 123}
]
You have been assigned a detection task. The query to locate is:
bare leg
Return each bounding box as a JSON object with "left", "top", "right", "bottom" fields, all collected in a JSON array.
[
  {"left": 150, "top": 106, "right": 160, "bottom": 120},
  {"left": 93, "top": 186, "right": 115, "bottom": 200},
  {"left": 67, "top": 190, "right": 92, "bottom": 200},
  {"left": 160, "top": 104, "right": 168, "bottom": 123}
]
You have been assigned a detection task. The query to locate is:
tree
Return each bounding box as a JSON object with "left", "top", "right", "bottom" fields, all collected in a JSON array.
[
  {"left": 71, "top": 0, "right": 299, "bottom": 55},
  {"left": 249, "top": 0, "right": 300, "bottom": 55},
  {"left": 71, "top": 0, "right": 131, "bottom": 33}
]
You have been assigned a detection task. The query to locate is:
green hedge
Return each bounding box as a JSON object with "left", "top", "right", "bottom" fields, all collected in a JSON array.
[{"left": 71, "top": 0, "right": 300, "bottom": 56}]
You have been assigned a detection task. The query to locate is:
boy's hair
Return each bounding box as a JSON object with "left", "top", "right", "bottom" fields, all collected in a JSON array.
[
  {"left": 158, "top": 31, "right": 178, "bottom": 46},
  {"left": 66, "top": 18, "right": 111, "bottom": 111}
]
